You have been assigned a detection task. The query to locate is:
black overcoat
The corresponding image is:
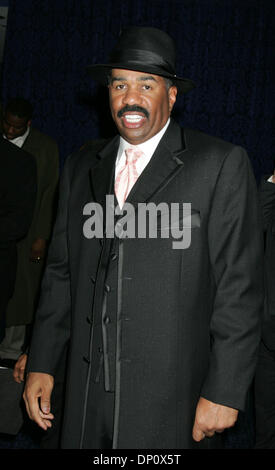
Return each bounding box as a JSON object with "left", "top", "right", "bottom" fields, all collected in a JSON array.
[
  {"left": 27, "top": 120, "right": 264, "bottom": 449},
  {"left": 257, "top": 178, "right": 275, "bottom": 349},
  {"left": 0, "top": 137, "right": 37, "bottom": 340},
  {"left": 5, "top": 128, "right": 59, "bottom": 326}
]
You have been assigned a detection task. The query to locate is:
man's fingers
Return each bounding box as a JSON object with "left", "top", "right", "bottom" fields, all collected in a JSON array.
[
  {"left": 192, "top": 423, "right": 216, "bottom": 441},
  {"left": 38, "top": 409, "right": 54, "bottom": 428},
  {"left": 40, "top": 395, "right": 51, "bottom": 414},
  {"left": 192, "top": 423, "right": 206, "bottom": 442},
  {"left": 13, "top": 354, "right": 28, "bottom": 383},
  {"left": 192, "top": 397, "right": 238, "bottom": 443},
  {"left": 15, "top": 366, "right": 25, "bottom": 383},
  {"left": 39, "top": 410, "right": 54, "bottom": 420},
  {"left": 23, "top": 392, "right": 49, "bottom": 430},
  {"left": 23, "top": 372, "right": 54, "bottom": 431},
  {"left": 204, "top": 430, "right": 216, "bottom": 438},
  {"left": 19, "top": 367, "right": 25, "bottom": 382}
]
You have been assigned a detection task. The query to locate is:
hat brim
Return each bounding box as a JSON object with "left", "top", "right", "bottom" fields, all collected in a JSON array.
[{"left": 86, "top": 63, "right": 195, "bottom": 94}]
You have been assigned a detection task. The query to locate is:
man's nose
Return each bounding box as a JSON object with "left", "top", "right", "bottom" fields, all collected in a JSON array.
[
  {"left": 122, "top": 86, "right": 142, "bottom": 105},
  {"left": 7, "top": 126, "right": 15, "bottom": 134}
]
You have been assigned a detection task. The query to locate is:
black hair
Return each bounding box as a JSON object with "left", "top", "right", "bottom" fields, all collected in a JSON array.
[{"left": 5, "top": 97, "right": 33, "bottom": 120}]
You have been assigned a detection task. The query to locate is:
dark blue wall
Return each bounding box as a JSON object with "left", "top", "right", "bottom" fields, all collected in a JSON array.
[{"left": 1, "top": 0, "right": 274, "bottom": 179}]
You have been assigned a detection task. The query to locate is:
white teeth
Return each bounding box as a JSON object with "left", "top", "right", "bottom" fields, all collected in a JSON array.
[{"left": 124, "top": 114, "right": 144, "bottom": 123}]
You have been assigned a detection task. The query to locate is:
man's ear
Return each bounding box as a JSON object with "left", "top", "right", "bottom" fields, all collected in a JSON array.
[{"left": 168, "top": 86, "right": 177, "bottom": 113}]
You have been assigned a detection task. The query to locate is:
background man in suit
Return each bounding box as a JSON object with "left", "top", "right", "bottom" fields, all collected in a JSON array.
[
  {"left": 254, "top": 172, "right": 275, "bottom": 448},
  {"left": 0, "top": 98, "right": 59, "bottom": 373},
  {"left": 23, "top": 27, "right": 263, "bottom": 449},
  {"left": 0, "top": 136, "right": 36, "bottom": 343}
]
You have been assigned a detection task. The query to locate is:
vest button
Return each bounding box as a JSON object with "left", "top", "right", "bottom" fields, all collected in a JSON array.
[
  {"left": 111, "top": 253, "right": 117, "bottom": 261},
  {"left": 104, "top": 284, "right": 111, "bottom": 293},
  {"left": 104, "top": 316, "right": 111, "bottom": 325}
]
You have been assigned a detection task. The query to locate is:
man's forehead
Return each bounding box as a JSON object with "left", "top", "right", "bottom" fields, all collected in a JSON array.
[
  {"left": 4, "top": 111, "right": 29, "bottom": 126},
  {"left": 111, "top": 68, "right": 162, "bottom": 82}
]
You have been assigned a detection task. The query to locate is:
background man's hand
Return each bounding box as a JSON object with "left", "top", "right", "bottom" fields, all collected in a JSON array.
[
  {"left": 30, "top": 238, "right": 46, "bottom": 262},
  {"left": 13, "top": 353, "right": 28, "bottom": 383},
  {"left": 23, "top": 372, "right": 54, "bottom": 431},
  {"left": 192, "top": 397, "right": 238, "bottom": 441}
]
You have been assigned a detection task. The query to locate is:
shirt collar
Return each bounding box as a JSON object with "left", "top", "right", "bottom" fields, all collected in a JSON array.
[
  {"left": 117, "top": 118, "right": 170, "bottom": 163},
  {"left": 3, "top": 126, "right": 30, "bottom": 148}
]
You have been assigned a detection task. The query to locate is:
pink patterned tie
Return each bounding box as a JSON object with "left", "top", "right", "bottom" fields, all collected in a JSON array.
[{"left": 115, "top": 147, "right": 144, "bottom": 208}]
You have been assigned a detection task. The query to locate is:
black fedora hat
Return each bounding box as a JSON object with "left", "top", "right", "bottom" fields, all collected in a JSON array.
[{"left": 87, "top": 26, "right": 195, "bottom": 94}]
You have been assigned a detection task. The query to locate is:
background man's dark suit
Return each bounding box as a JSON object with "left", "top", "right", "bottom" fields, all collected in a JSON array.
[
  {"left": 0, "top": 137, "right": 36, "bottom": 342},
  {"left": 5, "top": 126, "right": 59, "bottom": 328},
  {"left": 254, "top": 177, "right": 275, "bottom": 448},
  {"left": 27, "top": 120, "right": 263, "bottom": 448}
]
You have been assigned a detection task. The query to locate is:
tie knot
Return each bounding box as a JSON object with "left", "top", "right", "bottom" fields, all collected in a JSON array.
[{"left": 125, "top": 147, "right": 144, "bottom": 164}]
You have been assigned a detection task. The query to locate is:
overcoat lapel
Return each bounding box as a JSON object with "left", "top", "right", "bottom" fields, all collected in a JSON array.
[
  {"left": 89, "top": 119, "right": 194, "bottom": 210},
  {"left": 127, "top": 120, "right": 192, "bottom": 206},
  {"left": 89, "top": 136, "right": 119, "bottom": 206},
  {"left": 22, "top": 130, "right": 36, "bottom": 154}
]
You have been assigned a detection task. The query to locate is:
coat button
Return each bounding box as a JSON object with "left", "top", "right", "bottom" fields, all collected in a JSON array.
[
  {"left": 86, "top": 316, "right": 93, "bottom": 324},
  {"left": 83, "top": 356, "right": 90, "bottom": 364},
  {"left": 104, "top": 316, "right": 110, "bottom": 325},
  {"left": 111, "top": 253, "right": 117, "bottom": 261}
]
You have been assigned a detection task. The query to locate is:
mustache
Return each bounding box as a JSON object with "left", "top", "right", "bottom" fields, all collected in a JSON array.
[{"left": 117, "top": 105, "right": 149, "bottom": 119}]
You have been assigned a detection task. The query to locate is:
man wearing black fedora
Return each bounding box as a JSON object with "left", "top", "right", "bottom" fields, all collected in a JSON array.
[{"left": 23, "top": 26, "right": 263, "bottom": 449}]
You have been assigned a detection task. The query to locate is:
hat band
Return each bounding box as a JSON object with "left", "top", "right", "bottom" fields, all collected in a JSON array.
[{"left": 109, "top": 48, "right": 175, "bottom": 76}]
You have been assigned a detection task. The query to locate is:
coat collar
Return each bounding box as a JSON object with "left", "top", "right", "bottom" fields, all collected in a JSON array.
[
  {"left": 89, "top": 119, "right": 192, "bottom": 207},
  {"left": 89, "top": 135, "right": 119, "bottom": 206}
]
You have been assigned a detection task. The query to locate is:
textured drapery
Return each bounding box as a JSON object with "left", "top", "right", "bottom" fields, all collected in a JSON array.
[
  {"left": 0, "top": 0, "right": 274, "bottom": 450},
  {"left": 1, "top": 0, "right": 274, "bottom": 174}
]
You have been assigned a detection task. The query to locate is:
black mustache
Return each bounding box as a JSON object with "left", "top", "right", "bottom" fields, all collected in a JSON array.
[{"left": 117, "top": 105, "right": 149, "bottom": 119}]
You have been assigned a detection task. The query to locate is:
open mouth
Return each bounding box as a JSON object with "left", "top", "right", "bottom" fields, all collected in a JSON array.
[
  {"left": 121, "top": 113, "right": 147, "bottom": 128},
  {"left": 124, "top": 114, "right": 144, "bottom": 123},
  {"left": 117, "top": 105, "right": 149, "bottom": 129}
]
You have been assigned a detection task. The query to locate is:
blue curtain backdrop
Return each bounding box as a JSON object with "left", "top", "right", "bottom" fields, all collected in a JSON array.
[{"left": 1, "top": 0, "right": 274, "bottom": 178}]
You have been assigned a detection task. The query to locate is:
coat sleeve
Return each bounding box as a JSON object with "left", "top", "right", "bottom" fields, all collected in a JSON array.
[
  {"left": 258, "top": 176, "right": 275, "bottom": 326},
  {"left": 26, "top": 154, "right": 72, "bottom": 376},
  {"left": 33, "top": 142, "right": 59, "bottom": 241},
  {"left": 0, "top": 148, "right": 37, "bottom": 242},
  {"left": 258, "top": 175, "right": 275, "bottom": 232},
  {"left": 200, "top": 146, "right": 264, "bottom": 411}
]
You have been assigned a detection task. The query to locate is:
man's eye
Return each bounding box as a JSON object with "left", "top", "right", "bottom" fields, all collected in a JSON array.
[
  {"left": 115, "top": 84, "right": 126, "bottom": 90},
  {"left": 142, "top": 85, "right": 151, "bottom": 90}
]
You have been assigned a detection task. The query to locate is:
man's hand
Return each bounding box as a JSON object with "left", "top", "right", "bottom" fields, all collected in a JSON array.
[
  {"left": 23, "top": 372, "right": 54, "bottom": 431},
  {"left": 192, "top": 397, "right": 238, "bottom": 441},
  {"left": 30, "top": 238, "right": 46, "bottom": 262},
  {"left": 13, "top": 353, "right": 28, "bottom": 383}
]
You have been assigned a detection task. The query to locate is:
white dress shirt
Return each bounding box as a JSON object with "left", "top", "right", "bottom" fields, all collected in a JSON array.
[
  {"left": 115, "top": 118, "right": 170, "bottom": 179},
  {"left": 3, "top": 126, "right": 30, "bottom": 148}
]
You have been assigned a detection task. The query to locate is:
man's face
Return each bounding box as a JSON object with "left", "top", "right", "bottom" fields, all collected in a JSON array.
[
  {"left": 109, "top": 69, "right": 177, "bottom": 145},
  {"left": 2, "top": 111, "right": 30, "bottom": 140}
]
